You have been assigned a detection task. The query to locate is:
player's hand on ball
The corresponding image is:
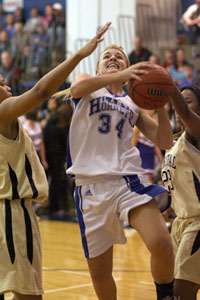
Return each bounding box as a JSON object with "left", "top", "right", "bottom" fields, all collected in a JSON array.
[
  {"left": 121, "top": 62, "right": 151, "bottom": 82},
  {"left": 78, "top": 22, "right": 111, "bottom": 59},
  {"left": 127, "top": 64, "right": 174, "bottom": 110}
]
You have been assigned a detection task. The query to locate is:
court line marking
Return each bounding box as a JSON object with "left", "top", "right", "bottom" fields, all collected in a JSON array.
[
  {"left": 43, "top": 266, "right": 150, "bottom": 274},
  {"left": 5, "top": 278, "right": 122, "bottom": 298},
  {"left": 44, "top": 278, "right": 121, "bottom": 294},
  {"left": 43, "top": 266, "right": 91, "bottom": 277},
  {"left": 139, "top": 281, "right": 153, "bottom": 285}
]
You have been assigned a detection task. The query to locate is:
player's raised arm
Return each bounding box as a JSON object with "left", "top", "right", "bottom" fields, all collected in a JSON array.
[{"left": 0, "top": 22, "right": 111, "bottom": 122}]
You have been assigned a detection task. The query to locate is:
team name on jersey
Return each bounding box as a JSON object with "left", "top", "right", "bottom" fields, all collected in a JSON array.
[
  {"left": 162, "top": 153, "right": 176, "bottom": 169},
  {"left": 89, "top": 96, "right": 135, "bottom": 126}
]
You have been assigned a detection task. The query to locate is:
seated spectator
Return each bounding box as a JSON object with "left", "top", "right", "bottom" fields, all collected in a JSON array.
[
  {"left": 20, "top": 45, "right": 32, "bottom": 74},
  {"left": 42, "top": 4, "right": 53, "bottom": 29},
  {"left": 14, "top": 7, "right": 25, "bottom": 24},
  {"left": 149, "top": 54, "right": 160, "bottom": 65},
  {"left": 162, "top": 48, "right": 174, "bottom": 71},
  {"left": 24, "top": 6, "right": 42, "bottom": 33},
  {"left": 47, "top": 2, "right": 66, "bottom": 62},
  {"left": 0, "top": 4, "right": 6, "bottom": 27},
  {"left": 0, "top": 30, "right": 11, "bottom": 59},
  {"left": 178, "top": 62, "right": 198, "bottom": 88},
  {"left": 182, "top": 0, "right": 200, "bottom": 45},
  {"left": 0, "top": 50, "right": 21, "bottom": 95},
  {"left": 169, "top": 48, "right": 189, "bottom": 86},
  {"left": 30, "top": 23, "right": 50, "bottom": 69},
  {"left": 128, "top": 36, "right": 152, "bottom": 65},
  {"left": 51, "top": 2, "right": 65, "bottom": 30},
  {"left": 40, "top": 96, "right": 60, "bottom": 128},
  {"left": 11, "top": 22, "right": 30, "bottom": 65},
  {"left": 3, "top": 14, "right": 15, "bottom": 41},
  {"left": 23, "top": 108, "right": 48, "bottom": 170}
]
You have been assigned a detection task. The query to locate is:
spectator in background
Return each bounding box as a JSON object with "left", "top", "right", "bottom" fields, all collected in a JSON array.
[
  {"left": 47, "top": 2, "right": 65, "bottom": 63},
  {"left": 24, "top": 7, "right": 42, "bottom": 33},
  {"left": 182, "top": 0, "right": 200, "bottom": 45},
  {"left": 40, "top": 96, "right": 60, "bottom": 128},
  {"left": 169, "top": 48, "right": 189, "bottom": 86},
  {"left": 0, "top": 51, "right": 21, "bottom": 94},
  {"left": 162, "top": 48, "right": 175, "bottom": 71},
  {"left": 178, "top": 62, "right": 198, "bottom": 89},
  {"left": 0, "top": 30, "right": 11, "bottom": 59},
  {"left": 3, "top": 14, "right": 15, "bottom": 41},
  {"left": 149, "top": 54, "right": 160, "bottom": 65},
  {"left": 11, "top": 22, "right": 30, "bottom": 65},
  {"left": 128, "top": 36, "right": 152, "bottom": 65},
  {"left": 31, "top": 23, "right": 49, "bottom": 70},
  {"left": 14, "top": 7, "right": 25, "bottom": 24},
  {"left": 23, "top": 108, "right": 48, "bottom": 170},
  {"left": 42, "top": 4, "right": 53, "bottom": 29},
  {"left": 43, "top": 100, "right": 73, "bottom": 218},
  {"left": 51, "top": 2, "right": 65, "bottom": 30},
  {"left": 20, "top": 45, "right": 33, "bottom": 77},
  {"left": 0, "top": 5, "right": 6, "bottom": 28}
]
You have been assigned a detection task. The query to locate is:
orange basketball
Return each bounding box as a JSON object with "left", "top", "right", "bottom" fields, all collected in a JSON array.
[{"left": 127, "top": 65, "right": 174, "bottom": 110}]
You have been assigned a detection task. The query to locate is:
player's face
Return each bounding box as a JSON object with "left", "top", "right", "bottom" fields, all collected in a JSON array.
[
  {"left": 0, "top": 75, "right": 12, "bottom": 103},
  {"left": 182, "top": 89, "right": 200, "bottom": 114},
  {"left": 97, "top": 48, "right": 127, "bottom": 75},
  {"left": 176, "top": 89, "right": 200, "bottom": 124}
]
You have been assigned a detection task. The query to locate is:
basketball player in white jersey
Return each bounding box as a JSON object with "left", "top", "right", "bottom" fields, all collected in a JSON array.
[
  {"left": 0, "top": 22, "right": 111, "bottom": 300},
  {"left": 162, "top": 84, "right": 200, "bottom": 300},
  {"left": 67, "top": 44, "right": 176, "bottom": 300}
]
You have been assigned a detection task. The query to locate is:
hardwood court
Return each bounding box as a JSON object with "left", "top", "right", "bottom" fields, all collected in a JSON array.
[{"left": 5, "top": 220, "right": 200, "bottom": 300}]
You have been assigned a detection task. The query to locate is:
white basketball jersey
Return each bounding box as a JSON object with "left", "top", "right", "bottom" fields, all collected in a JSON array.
[
  {"left": 67, "top": 87, "right": 146, "bottom": 180},
  {"left": 161, "top": 132, "right": 200, "bottom": 218}
]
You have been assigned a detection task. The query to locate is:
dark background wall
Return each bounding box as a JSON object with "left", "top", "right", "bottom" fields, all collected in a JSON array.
[
  {"left": 0, "top": 0, "right": 66, "bottom": 18},
  {"left": 181, "top": 0, "right": 195, "bottom": 13},
  {"left": 0, "top": 1, "right": 195, "bottom": 18}
]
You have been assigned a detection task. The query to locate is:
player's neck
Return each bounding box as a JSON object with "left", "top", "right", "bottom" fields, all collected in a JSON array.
[{"left": 106, "top": 84, "right": 123, "bottom": 96}]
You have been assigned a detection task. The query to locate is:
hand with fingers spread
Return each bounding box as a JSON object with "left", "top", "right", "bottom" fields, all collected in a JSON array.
[{"left": 77, "top": 22, "right": 111, "bottom": 59}]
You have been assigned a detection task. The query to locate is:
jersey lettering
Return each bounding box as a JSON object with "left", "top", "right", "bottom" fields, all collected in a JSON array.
[
  {"left": 161, "top": 169, "right": 174, "bottom": 191},
  {"left": 98, "top": 113, "right": 126, "bottom": 138},
  {"left": 89, "top": 97, "right": 135, "bottom": 127},
  {"left": 98, "top": 114, "right": 111, "bottom": 134}
]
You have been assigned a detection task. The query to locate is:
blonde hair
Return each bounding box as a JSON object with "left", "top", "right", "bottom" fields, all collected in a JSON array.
[
  {"left": 52, "top": 88, "right": 71, "bottom": 99},
  {"left": 51, "top": 88, "right": 74, "bottom": 110},
  {"left": 96, "top": 44, "right": 130, "bottom": 73}
]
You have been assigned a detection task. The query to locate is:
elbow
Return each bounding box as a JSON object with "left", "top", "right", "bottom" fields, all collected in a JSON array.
[
  {"left": 159, "top": 138, "right": 173, "bottom": 150},
  {"left": 70, "top": 82, "right": 82, "bottom": 99},
  {"left": 32, "top": 84, "right": 51, "bottom": 103}
]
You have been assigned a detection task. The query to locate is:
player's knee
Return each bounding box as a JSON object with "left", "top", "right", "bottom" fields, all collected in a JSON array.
[{"left": 148, "top": 234, "right": 173, "bottom": 258}]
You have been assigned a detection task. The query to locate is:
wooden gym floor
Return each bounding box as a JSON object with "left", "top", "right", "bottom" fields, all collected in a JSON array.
[{"left": 5, "top": 220, "right": 200, "bottom": 300}]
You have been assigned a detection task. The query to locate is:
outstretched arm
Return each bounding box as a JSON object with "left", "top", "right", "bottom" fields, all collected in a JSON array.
[
  {"left": 0, "top": 22, "right": 111, "bottom": 123},
  {"left": 172, "top": 84, "right": 200, "bottom": 140}
]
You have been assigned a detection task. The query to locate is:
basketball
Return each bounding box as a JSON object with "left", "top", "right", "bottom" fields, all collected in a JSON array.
[{"left": 127, "top": 64, "right": 174, "bottom": 110}]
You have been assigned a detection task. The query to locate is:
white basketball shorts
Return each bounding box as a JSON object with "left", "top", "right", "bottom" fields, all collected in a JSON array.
[{"left": 74, "top": 174, "right": 166, "bottom": 258}]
